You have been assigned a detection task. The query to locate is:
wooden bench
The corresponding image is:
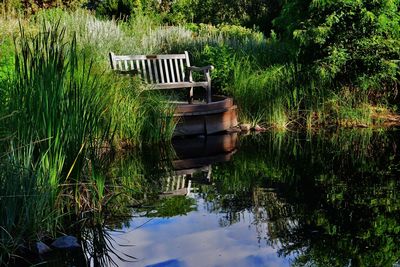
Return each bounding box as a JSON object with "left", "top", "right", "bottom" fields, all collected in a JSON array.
[{"left": 109, "top": 51, "right": 214, "bottom": 103}]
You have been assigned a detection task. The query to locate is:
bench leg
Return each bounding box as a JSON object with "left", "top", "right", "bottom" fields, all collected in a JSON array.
[
  {"left": 207, "top": 84, "right": 212, "bottom": 103},
  {"left": 205, "top": 71, "right": 212, "bottom": 103},
  {"left": 188, "top": 87, "right": 194, "bottom": 104}
]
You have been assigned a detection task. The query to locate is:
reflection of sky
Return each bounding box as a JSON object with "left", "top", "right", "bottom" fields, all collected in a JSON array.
[{"left": 109, "top": 197, "right": 294, "bottom": 267}]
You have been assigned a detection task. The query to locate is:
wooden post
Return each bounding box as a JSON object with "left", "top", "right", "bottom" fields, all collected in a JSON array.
[
  {"left": 109, "top": 52, "right": 115, "bottom": 70},
  {"left": 205, "top": 71, "right": 212, "bottom": 103},
  {"left": 185, "top": 51, "right": 194, "bottom": 104}
]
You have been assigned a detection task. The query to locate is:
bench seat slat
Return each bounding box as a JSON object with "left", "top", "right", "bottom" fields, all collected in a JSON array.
[
  {"left": 147, "top": 60, "right": 154, "bottom": 83},
  {"left": 135, "top": 60, "right": 140, "bottom": 74},
  {"left": 153, "top": 60, "right": 159, "bottom": 83},
  {"left": 179, "top": 59, "right": 185, "bottom": 81},
  {"left": 163, "top": 59, "right": 170, "bottom": 83},
  {"left": 174, "top": 59, "right": 181, "bottom": 82},
  {"left": 169, "top": 59, "right": 175, "bottom": 83},
  {"left": 159, "top": 60, "right": 165, "bottom": 83},
  {"left": 141, "top": 60, "right": 147, "bottom": 81},
  {"left": 151, "top": 82, "right": 208, "bottom": 90}
]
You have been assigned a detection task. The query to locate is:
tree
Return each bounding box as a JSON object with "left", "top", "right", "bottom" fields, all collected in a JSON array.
[
  {"left": 96, "top": 0, "right": 142, "bottom": 18},
  {"left": 274, "top": 0, "right": 400, "bottom": 99}
]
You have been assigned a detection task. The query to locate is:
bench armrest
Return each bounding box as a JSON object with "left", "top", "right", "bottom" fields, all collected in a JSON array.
[
  {"left": 188, "top": 65, "right": 214, "bottom": 72},
  {"left": 187, "top": 65, "right": 214, "bottom": 103}
]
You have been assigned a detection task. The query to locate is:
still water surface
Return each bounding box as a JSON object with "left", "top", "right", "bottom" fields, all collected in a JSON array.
[{"left": 86, "top": 129, "right": 400, "bottom": 267}]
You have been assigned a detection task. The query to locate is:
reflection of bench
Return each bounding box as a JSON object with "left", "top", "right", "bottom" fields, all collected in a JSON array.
[
  {"left": 161, "top": 166, "right": 212, "bottom": 197},
  {"left": 109, "top": 51, "right": 214, "bottom": 103}
]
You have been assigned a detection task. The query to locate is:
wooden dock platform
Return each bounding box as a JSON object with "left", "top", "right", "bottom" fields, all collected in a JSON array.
[{"left": 172, "top": 95, "right": 238, "bottom": 136}]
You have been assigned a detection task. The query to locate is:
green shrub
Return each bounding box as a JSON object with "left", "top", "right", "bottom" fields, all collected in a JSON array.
[
  {"left": 8, "top": 0, "right": 86, "bottom": 14},
  {"left": 157, "top": 0, "right": 195, "bottom": 25},
  {"left": 275, "top": 0, "right": 400, "bottom": 101},
  {"left": 196, "top": 44, "right": 236, "bottom": 90},
  {"left": 96, "top": 0, "right": 142, "bottom": 18}
]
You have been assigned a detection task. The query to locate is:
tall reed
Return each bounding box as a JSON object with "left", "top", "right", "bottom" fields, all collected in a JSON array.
[
  {"left": 0, "top": 144, "right": 58, "bottom": 263},
  {"left": 6, "top": 22, "right": 111, "bottom": 183},
  {"left": 229, "top": 62, "right": 298, "bottom": 128},
  {"left": 110, "top": 77, "right": 177, "bottom": 146}
]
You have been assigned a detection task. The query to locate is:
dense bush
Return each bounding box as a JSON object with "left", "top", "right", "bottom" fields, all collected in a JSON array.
[
  {"left": 196, "top": 44, "right": 237, "bottom": 90},
  {"left": 0, "top": 0, "right": 86, "bottom": 13},
  {"left": 190, "top": 0, "right": 281, "bottom": 32},
  {"left": 96, "top": 0, "right": 141, "bottom": 18},
  {"left": 275, "top": 0, "right": 400, "bottom": 100},
  {"left": 158, "top": 0, "right": 281, "bottom": 33},
  {"left": 2, "top": 2, "right": 400, "bottom": 131}
]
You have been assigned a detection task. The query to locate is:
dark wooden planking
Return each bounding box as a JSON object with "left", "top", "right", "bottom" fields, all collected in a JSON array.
[
  {"left": 173, "top": 100, "right": 238, "bottom": 136},
  {"left": 174, "top": 115, "right": 205, "bottom": 136},
  {"left": 174, "top": 96, "right": 233, "bottom": 114},
  {"left": 205, "top": 107, "right": 237, "bottom": 134}
]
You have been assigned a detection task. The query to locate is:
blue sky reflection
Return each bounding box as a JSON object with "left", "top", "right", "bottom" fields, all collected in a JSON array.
[{"left": 109, "top": 195, "right": 294, "bottom": 267}]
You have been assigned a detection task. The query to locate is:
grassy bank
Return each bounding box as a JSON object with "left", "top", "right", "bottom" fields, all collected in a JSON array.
[{"left": 2, "top": 8, "right": 396, "bottom": 132}]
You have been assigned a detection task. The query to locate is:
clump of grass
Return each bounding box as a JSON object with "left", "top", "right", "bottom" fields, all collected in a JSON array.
[
  {"left": 0, "top": 144, "right": 58, "bottom": 263},
  {"left": 229, "top": 62, "right": 298, "bottom": 129},
  {"left": 110, "top": 77, "right": 177, "bottom": 146},
  {"left": 228, "top": 56, "right": 385, "bottom": 129},
  {"left": 5, "top": 21, "right": 111, "bottom": 184}
]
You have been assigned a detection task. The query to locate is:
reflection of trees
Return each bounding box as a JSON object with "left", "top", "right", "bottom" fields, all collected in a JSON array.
[
  {"left": 209, "top": 130, "right": 400, "bottom": 266},
  {"left": 253, "top": 188, "right": 298, "bottom": 249},
  {"left": 16, "top": 129, "right": 400, "bottom": 266},
  {"left": 136, "top": 196, "right": 196, "bottom": 218}
]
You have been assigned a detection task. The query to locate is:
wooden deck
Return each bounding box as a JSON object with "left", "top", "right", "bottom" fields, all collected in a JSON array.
[{"left": 172, "top": 95, "right": 238, "bottom": 136}]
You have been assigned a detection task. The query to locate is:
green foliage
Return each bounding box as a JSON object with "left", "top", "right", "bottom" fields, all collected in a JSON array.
[
  {"left": 197, "top": 44, "right": 236, "bottom": 89},
  {"left": 143, "top": 196, "right": 196, "bottom": 218},
  {"left": 96, "top": 0, "right": 142, "bottom": 18},
  {"left": 0, "top": 143, "right": 58, "bottom": 263},
  {"left": 0, "top": 0, "right": 23, "bottom": 12},
  {"left": 110, "top": 78, "right": 177, "bottom": 145},
  {"left": 2, "top": 0, "right": 86, "bottom": 13},
  {"left": 156, "top": 0, "right": 195, "bottom": 24},
  {"left": 0, "top": 36, "right": 14, "bottom": 83},
  {"left": 183, "top": 0, "right": 282, "bottom": 33},
  {"left": 5, "top": 22, "right": 111, "bottom": 183},
  {"left": 276, "top": 0, "right": 400, "bottom": 98}
]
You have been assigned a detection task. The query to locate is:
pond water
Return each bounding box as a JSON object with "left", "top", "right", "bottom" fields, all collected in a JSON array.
[{"left": 48, "top": 130, "right": 400, "bottom": 266}]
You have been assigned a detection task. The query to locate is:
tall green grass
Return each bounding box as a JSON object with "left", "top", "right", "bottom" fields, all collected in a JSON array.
[
  {"left": 110, "top": 78, "right": 177, "bottom": 146},
  {"left": 0, "top": 143, "right": 58, "bottom": 264},
  {"left": 0, "top": 17, "right": 179, "bottom": 260},
  {"left": 6, "top": 22, "right": 111, "bottom": 184},
  {"left": 228, "top": 57, "right": 381, "bottom": 129},
  {"left": 228, "top": 62, "right": 299, "bottom": 128}
]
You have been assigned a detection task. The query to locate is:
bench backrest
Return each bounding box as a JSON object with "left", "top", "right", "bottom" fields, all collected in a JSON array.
[{"left": 109, "top": 51, "right": 192, "bottom": 86}]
